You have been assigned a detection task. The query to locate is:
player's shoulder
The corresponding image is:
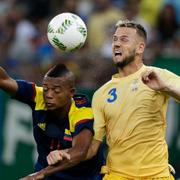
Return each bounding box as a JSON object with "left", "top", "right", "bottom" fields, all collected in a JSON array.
[
  {"left": 70, "top": 94, "right": 93, "bottom": 122},
  {"left": 16, "top": 79, "right": 35, "bottom": 87},
  {"left": 17, "top": 80, "right": 44, "bottom": 94},
  {"left": 95, "top": 80, "right": 112, "bottom": 93},
  {"left": 144, "top": 65, "right": 163, "bottom": 72},
  {"left": 145, "top": 65, "right": 177, "bottom": 76},
  {"left": 35, "top": 85, "right": 43, "bottom": 93},
  {"left": 93, "top": 79, "right": 113, "bottom": 96},
  {"left": 73, "top": 94, "right": 91, "bottom": 108}
]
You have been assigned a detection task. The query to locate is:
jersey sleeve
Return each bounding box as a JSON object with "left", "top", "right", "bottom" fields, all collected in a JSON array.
[
  {"left": 92, "top": 91, "right": 106, "bottom": 142},
  {"left": 12, "top": 80, "right": 36, "bottom": 107},
  {"left": 69, "top": 102, "right": 94, "bottom": 137}
]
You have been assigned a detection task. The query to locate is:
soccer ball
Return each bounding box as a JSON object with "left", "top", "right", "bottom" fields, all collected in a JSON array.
[{"left": 47, "top": 12, "right": 87, "bottom": 52}]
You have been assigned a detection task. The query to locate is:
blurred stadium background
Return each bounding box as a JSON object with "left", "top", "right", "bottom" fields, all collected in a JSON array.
[{"left": 0, "top": 0, "right": 180, "bottom": 179}]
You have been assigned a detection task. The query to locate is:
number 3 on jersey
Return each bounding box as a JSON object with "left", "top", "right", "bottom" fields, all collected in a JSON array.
[{"left": 107, "top": 88, "right": 117, "bottom": 103}]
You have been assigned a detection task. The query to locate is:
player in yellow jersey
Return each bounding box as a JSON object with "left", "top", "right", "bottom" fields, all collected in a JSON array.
[
  {"left": 45, "top": 20, "right": 180, "bottom": 179},
  {"left": 90, "top": 20, "right": 180, "bottom": 180}
]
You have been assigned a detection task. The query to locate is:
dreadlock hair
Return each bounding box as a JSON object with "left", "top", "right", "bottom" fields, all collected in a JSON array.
[{"left": 115, "top": 19, "right": 147, "bottom": 42}]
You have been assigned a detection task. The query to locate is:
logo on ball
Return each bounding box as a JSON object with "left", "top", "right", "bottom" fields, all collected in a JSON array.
[{"left": 47, "top": 13, "right": 87, "bottom": 52}]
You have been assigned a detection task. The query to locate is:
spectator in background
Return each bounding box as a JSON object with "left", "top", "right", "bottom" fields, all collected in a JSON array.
[
  {"left": 87, "top": 0, "right": 124, "bottom": 50},
  {"left": 7, "top": 5, "right": 38, "bottom": 62},
  {"left": 138, "top": 0, "right": 163, "bottom": 28},
  {"left": 123, "top": 0, "right": 155, "bottom": 44},
  {"left": 156, "top": 3, "right": 179, "bottom": 43},
  {"left": 163, "top": 0, "right": 180, "bottom": 25}
]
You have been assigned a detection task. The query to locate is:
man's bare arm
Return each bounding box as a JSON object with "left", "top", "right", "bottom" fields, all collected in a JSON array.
[
  {"left": 142, "top": 69, "right": 180, "bottom": 101},
  {"left": 21, "top": 128, "right": 93, "bottom": 180},
  {"left": 85, "top": 139, "right": 101, "bottom": 160},
  {"left": 0, "top": 67, "right": 18, "bottom": 95}
]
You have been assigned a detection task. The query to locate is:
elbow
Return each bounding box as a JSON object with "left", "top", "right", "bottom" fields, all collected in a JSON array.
[{"left": 76, "top": 149, "right": 87, "bottom": 161}]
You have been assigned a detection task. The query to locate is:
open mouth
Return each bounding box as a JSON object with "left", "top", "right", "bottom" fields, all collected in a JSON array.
[
  {"left": 46, "top": 103, "right": 54, "bottom": 107},
  {"left": 115, "top": 52, "right": 122, "bottom": 56}
]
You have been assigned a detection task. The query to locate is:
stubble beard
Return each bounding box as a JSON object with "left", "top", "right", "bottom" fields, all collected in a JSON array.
[{"left": 115, "top": 50, "right": 136, "bottom": 69}]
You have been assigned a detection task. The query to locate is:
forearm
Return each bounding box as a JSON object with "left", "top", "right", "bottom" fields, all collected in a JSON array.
[
  {"left": 40, "top": 148, "right": 87, "bottom": 178},
  {"left": 45, "top": 130, "right": 93, "bottom": 177},
  {"left": 0, "top": 67, "right": 18, "bottom": 95},
  {"left": 163, "top": 84, "right": 180, "bottom": 102},
  {"left": 141, "top": 69, "right": 180, "bottom": 102},
  {"left": 28, "top": 129, "right": 93, "bottom": 179},
  {"left": 85, "top": 145, "right": 97, "bottom": 160},
  {"left": 85, "top": 139, "right": 101, "bottom": 160}
]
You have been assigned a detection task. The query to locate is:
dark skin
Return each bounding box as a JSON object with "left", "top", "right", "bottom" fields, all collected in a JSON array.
[
  {"left": 0, "top": 67, "right": 18, "bottom": 95},
  {"left": 0, "top": 67, "right": 94, "bottom": 180},
  {"left": 21, "top": 76, "right": 94, "bottom": 180},
  {"left": 42, "top": 76, "right": 74, "bottom": 117},
  {"left": 21, "top": 129, "right": 93, "bottom": 180}
]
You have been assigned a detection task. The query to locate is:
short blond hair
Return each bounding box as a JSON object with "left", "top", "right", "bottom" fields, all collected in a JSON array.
[{"left": 116, "top": 19, "right": 147, "bottom": 41}]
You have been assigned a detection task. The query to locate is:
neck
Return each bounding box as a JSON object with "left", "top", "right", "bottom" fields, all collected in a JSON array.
[{"left": 118, "top": 59, "right": 143, "bottom": 77}]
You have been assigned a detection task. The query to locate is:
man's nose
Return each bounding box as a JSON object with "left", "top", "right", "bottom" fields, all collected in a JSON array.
[
  {"left": 45, "top": 90, "right": 53, "bottom": 98},
  {"left": 114, "top": 40, "right": 121, "bottom": 47}
]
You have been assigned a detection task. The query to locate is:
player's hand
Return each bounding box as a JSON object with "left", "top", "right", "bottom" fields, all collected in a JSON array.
[
  {"left": 141, "top": 69, "right": 166, "bottom": 91},
  {"left": 19, "top": 172, "right": 44, "bottom": 180},
  {"left": 47, "top": 149, "right": 70, "bottom": 165}
]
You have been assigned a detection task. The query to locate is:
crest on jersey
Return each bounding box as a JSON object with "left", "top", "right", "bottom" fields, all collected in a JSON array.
[{"left": 131, "top": 79, "right": 139, "bottom": 91}]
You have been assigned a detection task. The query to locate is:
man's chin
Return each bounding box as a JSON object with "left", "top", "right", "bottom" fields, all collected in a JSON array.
[
  {"left": 114, "top": 56, "right": 123, "bottom": 62},
  {"left": 46, "top": 106, "right": 56, "bottom": 111},
  {"left": 115, "top": 61, "right": 125, "bottom": 68},
  {"left": 116, "top": 57, "right": 134, "bottom": 68}
]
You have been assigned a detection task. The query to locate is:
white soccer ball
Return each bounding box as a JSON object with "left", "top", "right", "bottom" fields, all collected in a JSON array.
[{"left": 47, "top": 12, "right": 87, "bottom": 52}]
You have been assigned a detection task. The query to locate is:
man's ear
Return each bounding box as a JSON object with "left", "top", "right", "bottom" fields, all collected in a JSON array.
[
  {"left": 136, "top": 42, "right": 145, "bottom": 55},
  {"left": 70, "top": 88, "right": 76, "bottom": 97}
]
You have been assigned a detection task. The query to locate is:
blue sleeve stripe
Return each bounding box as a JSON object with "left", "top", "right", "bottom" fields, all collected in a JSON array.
[{"left": 72, "top": 120, "right": 94, "bottom": 137}]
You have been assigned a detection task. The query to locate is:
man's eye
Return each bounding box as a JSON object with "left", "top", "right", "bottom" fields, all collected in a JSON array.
[
  {"left": 54, "top": 88, "right": 61, "bottom": 93},
  {"left": 43, "top": 87, "right": 48, "bottom": 92},
  {"left": 113, "top": 36, "right": 118, "bottom": 41},
  {"left": 120, "top": 37, "right": 129, "bottom": 42}
]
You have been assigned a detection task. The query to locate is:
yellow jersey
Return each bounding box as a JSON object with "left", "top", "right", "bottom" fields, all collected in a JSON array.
[{"left": 92, "top": 65, "right": 180, "bottom": 178}]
